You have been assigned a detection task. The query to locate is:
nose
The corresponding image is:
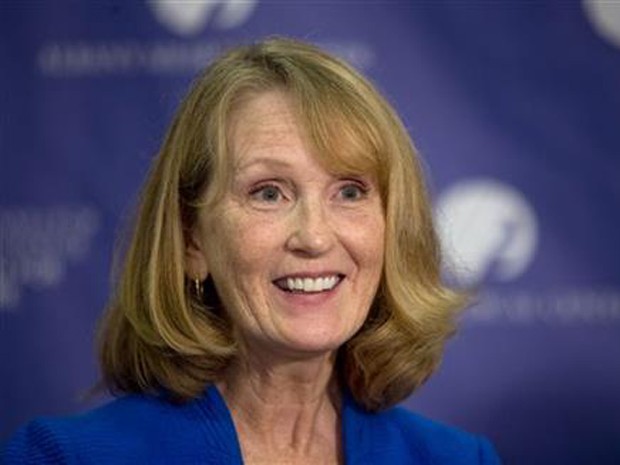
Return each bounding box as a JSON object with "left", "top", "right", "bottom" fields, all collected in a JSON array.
[{"left": 285, "top": 197, "right": 335, "bottom": 257}]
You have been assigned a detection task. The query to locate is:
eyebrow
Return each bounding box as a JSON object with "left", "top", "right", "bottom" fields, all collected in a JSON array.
[{"left": 234, "top": 156, "right": 293, "bottom": 174}]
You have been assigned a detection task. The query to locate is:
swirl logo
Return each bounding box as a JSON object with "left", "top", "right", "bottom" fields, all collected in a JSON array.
[
  {"left": 583, "top": 0, "right": 620, "bottom": 49},
  {"left": 435, "top": 179, "right": 538, "bottom": 286},
  {"left": 148, "top": 0, "right": 257, "bottom": 36}
]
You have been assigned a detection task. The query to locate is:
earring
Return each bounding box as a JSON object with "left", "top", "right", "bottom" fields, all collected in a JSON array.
[{"left": 194, "top": 278, "right": 204, "bottom": 300}]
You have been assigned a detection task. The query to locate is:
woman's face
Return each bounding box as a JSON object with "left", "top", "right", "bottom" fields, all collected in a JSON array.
[{"left": 188, "top": 91, "right": 385, "bottom": 359}]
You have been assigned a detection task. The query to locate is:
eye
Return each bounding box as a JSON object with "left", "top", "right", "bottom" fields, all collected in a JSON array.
[
  {"left": 250, "top": 184, "right": 283, "bottom": 203},
  {"left": 338, "top": 182, "right": 368, "bottom": 201}
]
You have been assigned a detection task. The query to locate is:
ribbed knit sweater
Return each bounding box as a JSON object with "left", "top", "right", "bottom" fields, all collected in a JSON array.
[{"left": 2, "top": 386, "right": 501, "bottom": 464}]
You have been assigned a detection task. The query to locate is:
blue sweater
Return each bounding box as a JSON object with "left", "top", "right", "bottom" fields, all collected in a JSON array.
[{"left": 2, "top": 386, "right": 501, "bottom": 464}]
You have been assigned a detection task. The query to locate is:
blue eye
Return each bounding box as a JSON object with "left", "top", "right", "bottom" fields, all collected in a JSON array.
[
  {"left": 251, "top": 185, "right": 282, "bottom": 203},
  {"left": 339, "top": 183, "right": 366, "bottom": 201}
]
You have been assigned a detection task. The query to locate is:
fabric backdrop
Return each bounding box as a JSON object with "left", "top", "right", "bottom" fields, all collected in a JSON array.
[{"left": 1, "top": 2, "right": 619, "bottom": 464}]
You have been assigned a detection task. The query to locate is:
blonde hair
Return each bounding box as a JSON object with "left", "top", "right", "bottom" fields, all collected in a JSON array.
[{"left": 98, "top": 37, "right": 465, "bottom": 411}]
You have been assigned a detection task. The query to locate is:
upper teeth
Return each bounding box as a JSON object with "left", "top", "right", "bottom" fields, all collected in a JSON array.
[{"left": 285, "top": 276, "right": 339, "bottom": 293}]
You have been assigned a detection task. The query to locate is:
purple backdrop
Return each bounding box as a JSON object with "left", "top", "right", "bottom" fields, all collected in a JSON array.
[{"left": 2, "top": 2, "right": 619, "bottom": 464}]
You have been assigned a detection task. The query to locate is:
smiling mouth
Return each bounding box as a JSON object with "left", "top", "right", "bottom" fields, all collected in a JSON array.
[{"left": 273, "top": 275, "right": 344, "bottom": 294}]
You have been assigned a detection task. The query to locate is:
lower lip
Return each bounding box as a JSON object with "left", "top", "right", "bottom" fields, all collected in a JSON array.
[{"left": 273, "top": 279, "right": 343, "bottom": 309}]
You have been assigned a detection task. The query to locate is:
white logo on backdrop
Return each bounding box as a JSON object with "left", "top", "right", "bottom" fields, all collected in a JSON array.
[
  {"left": 583, "top": 0, "right": 620, "bottom": 49},
  {"left": 37, "top": 1, "right": 374, "bottom": 76},
  {"left": 435, "top": 179, "right": 538, "bottom": 286},
  {"left": 0, "top": 207, "right": 100, "bottom": 309},
  {"left": 148, "top": 0, "right": 257, "bottom": 36}
]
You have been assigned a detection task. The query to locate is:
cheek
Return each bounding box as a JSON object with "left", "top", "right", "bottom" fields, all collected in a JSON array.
[
  {"left": 206, "top": 207, "right": 278, "bottom": 281},
  {"left": 344, "top": 212, "right": 385, "bottom": 268}
]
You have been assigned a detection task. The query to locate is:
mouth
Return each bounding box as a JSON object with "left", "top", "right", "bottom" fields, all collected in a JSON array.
[{"left": 272, "top": 274, "right": 345, "bottom": 294}]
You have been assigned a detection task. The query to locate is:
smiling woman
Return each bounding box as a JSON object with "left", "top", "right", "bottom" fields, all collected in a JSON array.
[
  {"left": 3, "top": 37, "right": 502, "bottom": 464},
  {"left": 185, "top": 90, "right": 385, "bottom": 361}
]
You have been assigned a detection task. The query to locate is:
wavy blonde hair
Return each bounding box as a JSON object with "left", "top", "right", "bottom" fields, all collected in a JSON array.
[{"left": 98, "top": 37, "right": 465, "bottom": 411}]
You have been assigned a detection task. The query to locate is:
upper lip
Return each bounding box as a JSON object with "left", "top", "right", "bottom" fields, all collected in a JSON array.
[{"left": 272, "top": 271, "right": 345, "bottom": 281}]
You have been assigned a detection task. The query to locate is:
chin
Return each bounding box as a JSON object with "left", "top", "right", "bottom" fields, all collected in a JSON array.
[{"left": 274, "top": 327, "right": 355, "bottom": 358}]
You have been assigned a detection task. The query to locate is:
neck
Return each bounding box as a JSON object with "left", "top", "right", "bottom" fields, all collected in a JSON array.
[{"left": 217, "top": 348, "right": 343, "bottom": 464}]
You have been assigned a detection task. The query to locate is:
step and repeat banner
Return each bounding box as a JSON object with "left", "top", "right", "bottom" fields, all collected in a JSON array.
[{"left": 1, "top": 2, "right": 619, "bottom": 464}]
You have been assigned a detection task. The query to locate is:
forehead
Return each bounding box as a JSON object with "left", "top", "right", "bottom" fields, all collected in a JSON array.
[
  {"left": 226, "top": 90, "right": 383, "bottom": 181},
  {"left": 229, "top": 91, "right": 302, "bottom": 167}
]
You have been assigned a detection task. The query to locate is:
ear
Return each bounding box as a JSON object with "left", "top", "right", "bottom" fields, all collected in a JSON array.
[{"left": 184, "top": 225, "right": 209, "bottom": 281}]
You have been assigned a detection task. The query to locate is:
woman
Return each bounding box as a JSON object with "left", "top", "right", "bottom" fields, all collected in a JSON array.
[{"left": 3, "top": 37, "right": 501, "bottom": 464}]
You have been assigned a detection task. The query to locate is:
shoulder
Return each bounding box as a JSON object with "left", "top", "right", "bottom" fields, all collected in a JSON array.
[
  {"left": 344, "top": 400, "right": 502, "bottom": 465},
  {"left": 381, "top": 407, "right": 501, "bottom": 463},
  {"left": 2, "top": 395, "right": 180, "bottom": 464},
  {"left": 1, "top": 389, "right": 240, "bottom": 465}
]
